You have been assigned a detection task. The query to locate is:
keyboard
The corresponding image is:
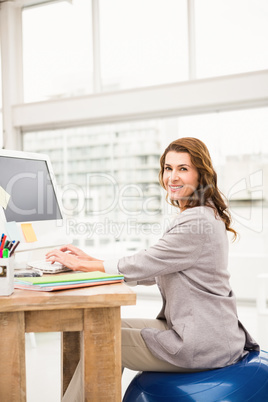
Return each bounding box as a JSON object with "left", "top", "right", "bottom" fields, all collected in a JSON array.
[{"left": 27, "top": 260, "right": 72, "bottom": 274}]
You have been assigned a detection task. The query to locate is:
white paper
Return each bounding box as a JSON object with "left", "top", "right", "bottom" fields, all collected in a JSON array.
[{"left": 0, "top": 186, "right": 11, "bottom": 210}]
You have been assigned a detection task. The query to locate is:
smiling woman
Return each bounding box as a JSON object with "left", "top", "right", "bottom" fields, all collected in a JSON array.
[{"left": 47, "top": 137, "right": 259, "bottom": 391}]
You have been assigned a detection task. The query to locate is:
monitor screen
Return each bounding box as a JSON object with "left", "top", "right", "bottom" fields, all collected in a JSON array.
[{"left": 0, "top": 155, "right": 62, "bottom": 223}]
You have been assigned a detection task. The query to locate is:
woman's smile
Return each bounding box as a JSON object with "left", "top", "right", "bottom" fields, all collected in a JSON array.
[{"left": 169, "top": 184, "right": 183, "bottom": 191}]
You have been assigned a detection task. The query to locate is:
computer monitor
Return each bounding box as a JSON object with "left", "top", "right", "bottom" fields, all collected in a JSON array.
[{"left": 0, "top": 149, "right": 70, "bottom": 253}]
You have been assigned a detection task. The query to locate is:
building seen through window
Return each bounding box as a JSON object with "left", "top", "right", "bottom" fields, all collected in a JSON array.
[
  {"left": 23, "top": 108, "right": 268, "bottom": 260},
  {"left": 23, "top": 121, "right": 167, "bottom": 256}
]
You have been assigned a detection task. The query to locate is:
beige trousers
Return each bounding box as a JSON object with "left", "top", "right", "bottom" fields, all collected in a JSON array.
[{"left": 121, "top": 317, "right": 192, "bottom": 372}]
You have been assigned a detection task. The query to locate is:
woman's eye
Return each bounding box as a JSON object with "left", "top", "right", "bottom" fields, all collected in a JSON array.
[{"left": 165, "top": 166, "right": 171, "bottom": 171}]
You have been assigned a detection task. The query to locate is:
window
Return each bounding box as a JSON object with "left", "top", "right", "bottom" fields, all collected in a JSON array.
[
  {"left": 22, "top": 0, "right": 93, "bottom": 102},
  {"left": 99, "top": 0, "right": 188, "bottom": 91},
  {"left": 23, "top": 120, "right": 164, "bottom": 254},
  {"left": 21, "top": 0, "right": 268, "bottom": 101},
  {"left": 23, "top": 109, "right": 268, "bottom": 259},
  {"left": 195, "top": 0, "right": 268, "bottom": 78}
]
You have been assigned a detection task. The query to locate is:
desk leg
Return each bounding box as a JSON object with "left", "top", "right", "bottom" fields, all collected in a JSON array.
[
  {"left": 0, "top": 312, "right": 26, "bottom": 401},
  {"left": 61, "top": 331, "right": 81, "bottom": 396},
  {"left": 83, "top": 307, "right": 121, "bottom": 402}
]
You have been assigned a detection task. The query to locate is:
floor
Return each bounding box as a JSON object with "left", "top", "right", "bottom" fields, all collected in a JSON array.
[{"left": 25, "top": 293, "right": 265, "bottom": 402}]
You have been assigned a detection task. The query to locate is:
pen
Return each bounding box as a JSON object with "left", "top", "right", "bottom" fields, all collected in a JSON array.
[
  {"left": 0, "top": 235, "right": 7, "bottom": 250},
  {"left": 6, "top": 241, "right": 13, "bottom": 250},
  {"left": 9, "top": 240, "right": 20, "bottom": 257},
  {"left": 4, "top": 240, "right": 10, "bottom": 249}
]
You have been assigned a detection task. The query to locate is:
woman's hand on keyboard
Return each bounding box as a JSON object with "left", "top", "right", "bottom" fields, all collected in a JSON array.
[
  {"left": 58, "top": 244, "right": 91, "bottom": 260},
  {"left": 46, "top": 247, "right": 105, "bottom": 272},
  {"left": 56, "top": 244, "right": 103, "bottom": 262}
]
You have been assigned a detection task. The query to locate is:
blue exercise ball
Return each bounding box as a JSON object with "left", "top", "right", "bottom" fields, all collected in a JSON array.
[{"left": 123, "top": 350, "right": 268, "bottom": 402}]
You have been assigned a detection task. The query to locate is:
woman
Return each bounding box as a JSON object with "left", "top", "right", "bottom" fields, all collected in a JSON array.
[{"left": 47, "top": 137, "right": 259, "bottom": 373}]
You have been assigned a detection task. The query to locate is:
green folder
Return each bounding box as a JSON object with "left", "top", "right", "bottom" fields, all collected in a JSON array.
[{"left": 15, "top": 271, "right": 124, "bottom": 286}]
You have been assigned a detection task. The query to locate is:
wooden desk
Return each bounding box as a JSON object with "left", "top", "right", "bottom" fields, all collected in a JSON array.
[{"left": 0, "top": 283, "right": 136, "bottom": 401}]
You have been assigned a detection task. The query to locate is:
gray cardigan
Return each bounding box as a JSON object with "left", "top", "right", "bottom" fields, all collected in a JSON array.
[{"left": 117, "top": 206, "right": 259, "bottom": 369}]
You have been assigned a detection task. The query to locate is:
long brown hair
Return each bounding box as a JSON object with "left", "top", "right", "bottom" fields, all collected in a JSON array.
[{"left": 159, "top": 137, "right": 238, "bottom": 240}]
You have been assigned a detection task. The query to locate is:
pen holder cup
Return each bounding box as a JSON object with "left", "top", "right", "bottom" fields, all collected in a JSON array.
[{"left": 0, "top": 256, "right": 14, "bottom": 296}]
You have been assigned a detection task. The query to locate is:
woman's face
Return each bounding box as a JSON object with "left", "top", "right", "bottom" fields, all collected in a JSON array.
[{"left": 163, "top": 151, "right": 199, "bottom": 208}]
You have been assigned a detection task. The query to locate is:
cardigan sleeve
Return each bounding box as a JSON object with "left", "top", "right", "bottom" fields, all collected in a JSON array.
[
  {"left": 103, "top": 258, "right": 157, "bottom": 286},
  {"left": 117, "top": 209, "right": 208, "bottom": 283}
]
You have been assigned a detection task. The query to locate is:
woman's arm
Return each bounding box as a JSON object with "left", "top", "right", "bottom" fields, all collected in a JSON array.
[{"left": 116, "top": 210, "right": 208, "bottom": 282}]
